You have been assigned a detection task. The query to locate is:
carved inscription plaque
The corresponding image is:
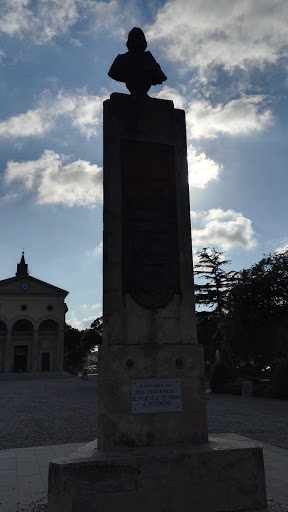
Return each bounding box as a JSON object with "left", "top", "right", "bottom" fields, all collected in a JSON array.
[
  {"left": 131, "top": 378, "right": 182, "bottom": 414},
  {"left": 121, "top": 140, "right": 180, "bottom": 308}
]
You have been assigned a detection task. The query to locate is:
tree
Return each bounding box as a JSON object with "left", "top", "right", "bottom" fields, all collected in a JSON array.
[
  {"left": 196, "top": 310, "right": 219, "bottom": 364},
  {"left": 64, "top": 324, "right": 84, "bottom": 371},
  {"left": 194, "top": 248, "right": 238, "bottom": 317},
  {"left": 64, "top": 317, "right": 103, "bottom": 371},
  {"left": 81, "top": 316, "right": 103, "bottom": 355},
  {"left": 81, "top": 325, "right": 102, "bottom": 354},
  {"left": 90, "top": 316, "right": 103, "bottom": 337},
  {"left": 222, "top": 250, "right": 288, "bottom": 369},
  {"left": 194, "top": 248, "right": 238, "bottom": 364}
]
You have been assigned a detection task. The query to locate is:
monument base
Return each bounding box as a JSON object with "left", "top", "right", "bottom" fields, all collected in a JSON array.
[{"left": 47, "top": 435, "right": 267, "bottom": 512}]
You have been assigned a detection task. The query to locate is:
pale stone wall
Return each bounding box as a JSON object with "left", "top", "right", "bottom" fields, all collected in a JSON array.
[
  {"left": 98, "top": 344, "right": 207, "bottom": 448},
  {"left": 48, "top": 437, "right": 267, "bottom": 512},
  {"left": 0, "top": 294, "right": 66, "bottom": 324},
  {"left": 0, "top": 292, "right": 66, "bottom": 372}
]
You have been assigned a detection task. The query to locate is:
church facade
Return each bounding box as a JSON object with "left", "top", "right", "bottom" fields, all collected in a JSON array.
[{"left": 0, "top": 253, "right": 68, "bottom": 373}]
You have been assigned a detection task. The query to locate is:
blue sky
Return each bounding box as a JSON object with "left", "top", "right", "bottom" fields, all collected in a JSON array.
[{"left": 0, "top": 0, "right": 288, "bottom": 329}]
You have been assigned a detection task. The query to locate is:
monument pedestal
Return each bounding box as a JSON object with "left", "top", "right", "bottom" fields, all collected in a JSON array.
[
  {"left": 98, "top": 343, "right": 207, "bottom": 450},
  {"left": 48, "top": 436, "right": 267, "bottom": 512}
]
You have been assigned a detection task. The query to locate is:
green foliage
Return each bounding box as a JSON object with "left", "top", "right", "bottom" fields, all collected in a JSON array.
[
  {"left": 194, "top": 248, "right": 238, "bottom": 362},
  {"left": 63, "top": 315, "right": 103, "bottom": 371},
  {"left": 90, "top": 316, "right": 103, "bottom": 337},
  {"left": 196, "top": 311, "right": 220, "bottom": 363},
  {"left": 254, "top": 381, "right": 273, "bottom": 397},
  {"left": 64, "top": 324, "right": 84, "bottom": 371},
  {"left": 194, "top": 248, "right": 238, "bottom": 317},
  {"left": 81, "top": 328, "right": 101, "bottom": 353},
  {"left": 210, "top": 361, "right": 232, "bottom": 393},
  {"left": 271, "top": 359, "right": 288, "bottom": 399},
  {"left": 222, "top": 381, "right": 242, "bottom": 395},
  {"left": 222, "top": 250, "right": 288, "bottom": 368},
  {"left": 232, "top": 366, "right": 258, "bottom": 380}
]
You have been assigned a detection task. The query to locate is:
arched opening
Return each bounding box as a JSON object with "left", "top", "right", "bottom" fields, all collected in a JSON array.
[
  {"left": 38, "top": 319, "right": 59, "bottom": 371},
  {"left": 12, "top": 319, "right": 34, "bottom": 372},
  {"left": 0, "top": 320, "right": 7, "bottom": 336},
  {"left": 0, "top": 320, "right": 7, "bottom": 372},
  {"left": 38, "top": 319, "right": 59, "bottom": 335}
]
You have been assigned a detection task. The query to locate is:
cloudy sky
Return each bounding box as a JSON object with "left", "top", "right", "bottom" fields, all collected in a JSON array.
[{"left": 0, "top": 0, "right": 288, "bottom": 329}]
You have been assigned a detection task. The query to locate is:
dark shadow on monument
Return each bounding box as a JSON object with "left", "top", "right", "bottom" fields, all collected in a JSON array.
[{"left": 47, "top": 28, "right": 267, "bottom": 512}]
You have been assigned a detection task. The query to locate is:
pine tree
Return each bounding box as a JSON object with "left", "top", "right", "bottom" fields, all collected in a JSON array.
[{"left": 194, "top": 248, "right": 238, "bottom": 317}]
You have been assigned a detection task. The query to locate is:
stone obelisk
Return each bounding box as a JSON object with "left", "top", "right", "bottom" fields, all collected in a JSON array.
[{"left": 47, "top": 28, "right": 267, "bottom": 512}]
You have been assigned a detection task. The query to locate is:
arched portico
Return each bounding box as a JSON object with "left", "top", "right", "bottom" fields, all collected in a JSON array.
[{"left": 1, "top": 315, "right": 65, "bottom": 373}]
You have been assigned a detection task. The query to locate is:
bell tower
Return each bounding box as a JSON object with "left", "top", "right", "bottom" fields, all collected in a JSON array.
[{"left": 16, "top": 251, "right": 29, "bottom": 277}]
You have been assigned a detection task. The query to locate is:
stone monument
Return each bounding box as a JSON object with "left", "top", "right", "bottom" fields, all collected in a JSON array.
[{"left": 47, "top": 28, "right": 267, "bottom": 512}]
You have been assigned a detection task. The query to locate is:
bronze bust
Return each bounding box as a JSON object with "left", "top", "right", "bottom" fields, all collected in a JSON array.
[{"left": 108, "top": 27, "right": 167, "bottom": 96}]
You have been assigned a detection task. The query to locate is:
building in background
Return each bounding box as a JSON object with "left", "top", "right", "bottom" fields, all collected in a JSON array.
[{"left": 0, "top": 253, "right": 68, "bottom": 373}]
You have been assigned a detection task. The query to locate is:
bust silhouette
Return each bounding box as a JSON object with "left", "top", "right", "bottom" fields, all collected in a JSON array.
[{"left": 108, "top": 27, "right": 167, "bottom": 96}]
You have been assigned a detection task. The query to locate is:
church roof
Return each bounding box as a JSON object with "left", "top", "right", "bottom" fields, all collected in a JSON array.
[{"left": 0, "top": 253, "right": 69, "bottom": 296}]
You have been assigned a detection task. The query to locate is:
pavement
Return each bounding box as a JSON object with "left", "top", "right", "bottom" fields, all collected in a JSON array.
[
  {"left": 0, "top": 442, "right": 85, "bottom": 511},
  {"left": 0, "top": 434, "right": 287, "bottom": 512}
]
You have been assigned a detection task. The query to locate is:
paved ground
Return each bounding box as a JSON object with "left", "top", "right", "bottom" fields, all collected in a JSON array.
[
  {"left": 0, "top": 436, "right": 288, "bottom": 512},
  {"left": 1, "top": 374, "right": 287, "bottom": 451},
  {"left": 0, "top": 374, "right": 98, "bottom": 450},
  {"left": 0, "top": 375, "right": 288, "bottom": 511},
  {"left": 207, "top": 393, "right": 288, "bottom": 450},
  {"left": 0, "top": 442, "right": 85, "bottom": 512}
]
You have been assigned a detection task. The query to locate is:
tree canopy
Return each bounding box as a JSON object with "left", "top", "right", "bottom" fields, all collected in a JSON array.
[
  {"left": 194, "top": 248, "right": 288, "bottom": 369},
  {"left": 194, "top": 247, "right": 238, "bottom": 317},
  {"left": 222, "top": 251, "right": 288, "bottom": 368},
  {"left": 64, "top": 316, "right": 103, "bottom": 371}
]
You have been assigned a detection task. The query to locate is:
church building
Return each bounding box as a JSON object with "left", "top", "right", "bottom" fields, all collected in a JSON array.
[{"left": 0, "top": 253, "right": 68, "bottom": 373}]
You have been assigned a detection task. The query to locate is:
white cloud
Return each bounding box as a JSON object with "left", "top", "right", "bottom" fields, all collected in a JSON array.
[
  {"left": 186, "top": 95, "right": 273, "bottom": 139},
  {"left": 81, "top": 303, "right": 101, "bottom": 310},
  {"left": 187, "top": 145, "right": 222, "bottom": 188},
  {"left": 0, "top": 0, "right": 79, "bottom": 44},
  {"left": 4, "top": 149, "right": 103, "bottom": 207},
  {"left": 0, "top": 0, "right": 134, "bottom": 45},
  {"left": 153, "top": 86, "right": 186, "bottom": 110},
  {"left": 0, "top": 88, "right": 109, "bottom": 139},
  {"left": 84, "top": 0, "right": 127, "bottom": 37},
  {"left": 0, "top": 192, "right": 19, "bottom": 203},
  {"left": 152, "top": 89, "right": 223, "bottom": 189},
  {"left": 191, "top": 208, "right": 257, "bottom": 251},
  {"left": 274, "top": 243, "right": 288, "bottom": 255},
  {"left": 66, "top": 314, "right": 102, "bottom": 330},
  {"left": 87, "top": 241, "right": 103, "bottom": 256},
  {"left": 146, "top": 0, "right": 288, "bottom": 73},
  {"left": 0, "top": 108, "right": 54, "bottom": 138}
]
